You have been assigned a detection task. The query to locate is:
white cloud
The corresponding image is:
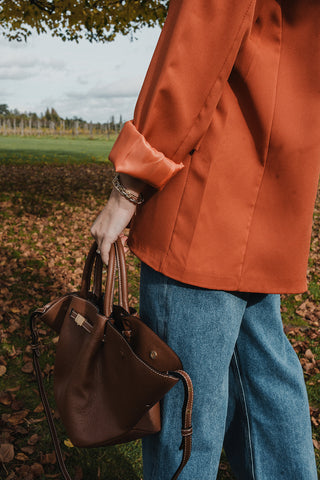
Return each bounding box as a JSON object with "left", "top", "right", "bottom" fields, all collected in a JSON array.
[
  {"left": 0, "top": 54, "right": 66, "bottom": 80},
  {"left": 77, "top": 76, "right": 89, "bottom": 86},
  {"left": 45, "top": 92, "right": 137, "bottom": 123},
  {"left": 0, "top": 26, "right": 161, "bottom": 122},
  {"left": 68, "top": 77, "right": 142, "bottom": 100}
]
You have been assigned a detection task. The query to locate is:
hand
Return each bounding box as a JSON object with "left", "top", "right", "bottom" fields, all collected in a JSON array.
[{"left": 90, "top": 174, "right": 145, "bottom": 264}]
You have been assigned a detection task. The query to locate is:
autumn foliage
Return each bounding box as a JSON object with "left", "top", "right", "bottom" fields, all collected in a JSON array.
[
  {"left": 0, "top": 153, "right": 319, "bottom": 478},
  {"left": 0, "top": 0, "right": 168, "bottom": 43}
]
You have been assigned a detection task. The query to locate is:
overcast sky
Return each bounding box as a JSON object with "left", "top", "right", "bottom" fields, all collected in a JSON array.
[{"left": 0, "top": 26, "right": 161, "bottom": 123}]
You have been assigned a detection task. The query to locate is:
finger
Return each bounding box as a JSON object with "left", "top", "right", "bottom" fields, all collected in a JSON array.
[
  {"left": 119, "top": 233, "right": 128, "bottom": 245},
  {"left": 99, "top": 238, "right": 111, "bottom": 266},
  {"left": 119, "top": 234, "right": 130, "bottom": 255}
]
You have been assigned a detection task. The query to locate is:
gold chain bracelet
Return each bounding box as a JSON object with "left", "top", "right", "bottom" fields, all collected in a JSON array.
[{"left": 112, "top": 173, "right": 144, "bottom": 205}]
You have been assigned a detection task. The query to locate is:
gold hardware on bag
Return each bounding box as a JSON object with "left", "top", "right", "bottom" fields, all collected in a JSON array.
[
  {"left": 70, "top": 309, "right": 87, "bottom": 327},
  {"left": 74, "top": 313, "right": 86, "bottom": 326},
  {"left": 150, "top": 351, "right": 158, "bottom": 360}
]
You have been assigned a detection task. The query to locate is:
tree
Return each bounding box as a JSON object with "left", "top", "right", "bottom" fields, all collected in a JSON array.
[
  {"left": 0, "top": 0, "right": 169, "bottom": 43},
  {"left": 0, "top": 104, "right": 9, "bottom": 115},
  {"left": 44, "top": 107, "right": 61, "bottom": 122}
]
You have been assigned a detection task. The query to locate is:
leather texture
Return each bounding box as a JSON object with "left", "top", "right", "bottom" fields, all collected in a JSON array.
[{"left": 30, "top": 239, "right": 193, "bottom": 479}]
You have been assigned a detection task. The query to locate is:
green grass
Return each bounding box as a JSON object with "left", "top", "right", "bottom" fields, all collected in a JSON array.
[{"left": 0, "top": 135, "right": 117, "bottom": 164}]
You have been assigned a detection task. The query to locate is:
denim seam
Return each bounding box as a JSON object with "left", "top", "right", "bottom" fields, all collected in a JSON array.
[
  {"left": 233, "top": 348, "right": 256, "bottom": 480},
  {"left": 162, "top": 277, "right": 169, "bottom": 343},
  {"left": 151, "top": 276, "right": 169, "bottom": 479}
]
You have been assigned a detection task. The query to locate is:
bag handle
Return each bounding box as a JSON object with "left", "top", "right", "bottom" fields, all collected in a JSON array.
[
  {"left": 103, "top": 238, "right": 129, "bottom": 316},
  {"left": 79, "top": 239, "right": 129, "bottom": 316},
  {"left": 92, "top": 253, "right": 103, "bottom": 299},
  {"left": 79, "top": 241, "right": 105, "bottom": 300}
]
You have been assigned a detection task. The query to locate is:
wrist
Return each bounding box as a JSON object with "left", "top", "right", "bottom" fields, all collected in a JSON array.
[
  {"left": 112, "top": 173, "right": 144, "bottom": 205},
  {"left": 118, "top": 173, "right": 145, "bottom": 195}
]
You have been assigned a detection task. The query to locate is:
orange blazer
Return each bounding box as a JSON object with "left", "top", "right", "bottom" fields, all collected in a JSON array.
[{"left": 109, "top": 0, "right": 320, "bottom": 294}]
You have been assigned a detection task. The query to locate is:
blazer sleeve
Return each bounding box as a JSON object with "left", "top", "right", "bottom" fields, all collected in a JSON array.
[{"left": 109, "top": 0, "right": 256, "bottom": 190}]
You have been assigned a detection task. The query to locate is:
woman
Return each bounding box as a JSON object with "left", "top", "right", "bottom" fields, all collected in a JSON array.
[{"left": 91, "top": 0, "right": 320, "bottom": 478}]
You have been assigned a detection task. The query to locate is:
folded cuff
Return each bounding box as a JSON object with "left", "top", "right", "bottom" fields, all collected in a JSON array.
[{"left": 108, "top": 120, "right": 184, "bottom": 190}]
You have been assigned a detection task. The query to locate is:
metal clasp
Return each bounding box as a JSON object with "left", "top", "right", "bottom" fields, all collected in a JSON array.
[
  {"left": 74, "top": 313, "right": 86, "bottom": 326},
  {"left": 70, "top": 308, "right": 86, "bottom": 327}
]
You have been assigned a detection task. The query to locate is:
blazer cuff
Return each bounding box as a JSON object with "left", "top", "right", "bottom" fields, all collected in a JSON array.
[{"left": 108, "top": 120, "right": 184, "bottom": 190}]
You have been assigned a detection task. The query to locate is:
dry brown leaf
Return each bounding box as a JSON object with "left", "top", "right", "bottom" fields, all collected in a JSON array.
[
  {"left": 21, "top": 446, "right": 35, "bottom": 455},
  {"left": 304, "top": 362, "right": 314, "bottom": 373},
  {"left": 0, "top": 365, "right": 7, "bottom": 376},
  {"left": 15, "top": 465, "right": 33, "bottom": 479},
  {"left": 313, "top": 439, "right": 320, "bottom": 450},
  {"left": 40, "top": 451, "right": 56, "bottom": 464},
  {"left": 7, "top": 320, "right": 20, "bottom": 333},
  {"left": 0, "top": 355, "right": 8, "bottom": 366},
  {"left": 7, "top": 409, "right": 29, "bottom": 425},
  {"left": 11, "top": 399, "right": 25, "bottom": 411},
  {"left": 7, "top": 386, "right": 20, "bottom": 393},
  {"left": 15, "top": 426, "right": 28, "bottom": 435},
  {"left": 33, "top": 403, "right": 44, "bottom": 413},
  {"left": 0, "top": 391, "right": 13, "bottom": 406},
  {"left": 0, "top": 443, "right": 14, "bottom": 462},
  {"left": 305, "top": 349, "right": 315, "bottom": 362},
  {"left": 21, "top": 361, "right": 34, "bottom": 374},
  {"left": 15, "top": 452, "right": 29, "bottom": 461},
  {"left": 5, "top": 472, "right": 16, "bottom": 480},
  {"left": 28, "top": 434, "right": 40, "bottom": 445},
  {"left": 30, "top": 462, "right": 44, "bottom": 476}
]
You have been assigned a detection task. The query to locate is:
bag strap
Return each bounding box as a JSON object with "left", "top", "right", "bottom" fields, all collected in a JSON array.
[
  {"left": 79, "top": 239, "right": 129, "bottom": 316},
  {"left": 169, "top": 370, "right": 194, "bottom": 480},
  {"left": 30, "top": 310, "right": 193, "bottom": 480},
  {"left": 30, "top": 311, "right": 72, "bottom": 480},
  {"left": 103, "top": 239, "right": 129, "bottom": 316}
]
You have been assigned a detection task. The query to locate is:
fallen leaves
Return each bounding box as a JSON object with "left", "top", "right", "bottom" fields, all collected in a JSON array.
[
  {"left": 0, "top": 162, "right": 116, "bottom": 479},
  {"left": 0, "top": 161, "right": 318, "bottom": 479},
  {"left": 311, "top": 407, "right": 320, "bottom": 428},
  {"left": 296, "top": 299, "right": 320, "bottom": 327}
]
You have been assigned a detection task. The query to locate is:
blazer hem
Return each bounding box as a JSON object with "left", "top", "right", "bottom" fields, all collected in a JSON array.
[{"left": 129, "top": 241, "right": 308, "bottom": 295}]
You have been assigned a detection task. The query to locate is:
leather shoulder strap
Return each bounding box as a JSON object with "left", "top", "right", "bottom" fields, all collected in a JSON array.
[
  {"left": 30, "top": 312, "right": 72, "bottom": 480},
  {"left": 169, "top": 370, "right": 194, "bottom": 480}
]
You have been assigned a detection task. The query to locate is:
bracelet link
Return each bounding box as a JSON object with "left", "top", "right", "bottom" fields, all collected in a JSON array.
[{"left": 112, "top": 173, "right": 144, "bottom": 205}]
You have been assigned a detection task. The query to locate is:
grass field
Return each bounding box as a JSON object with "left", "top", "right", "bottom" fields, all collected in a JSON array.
[
  {"left": 0, "top": 135, "right": 116, "bottom": 165},
  {"left": 0, "top": 135, "right": 319, "bottom": 480}
]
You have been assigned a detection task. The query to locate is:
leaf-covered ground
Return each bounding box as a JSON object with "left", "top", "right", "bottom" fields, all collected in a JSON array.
[{"left": 0, "top": 143, "right": 319, "bottom": 479}]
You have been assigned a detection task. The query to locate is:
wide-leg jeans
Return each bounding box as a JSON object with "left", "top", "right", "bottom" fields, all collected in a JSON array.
[{"left": 139, "top": 262, "right": 317, "bottom": 480}]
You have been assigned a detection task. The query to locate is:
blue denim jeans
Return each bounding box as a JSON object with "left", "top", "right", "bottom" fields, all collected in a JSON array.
[{"left": 139, "top": 263, "right": 317, "bottom": 480}]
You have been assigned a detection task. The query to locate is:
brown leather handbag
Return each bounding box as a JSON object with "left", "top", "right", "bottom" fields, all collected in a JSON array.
[{"left": 30, "top": 239, "right": 193, "bottom": 480}]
